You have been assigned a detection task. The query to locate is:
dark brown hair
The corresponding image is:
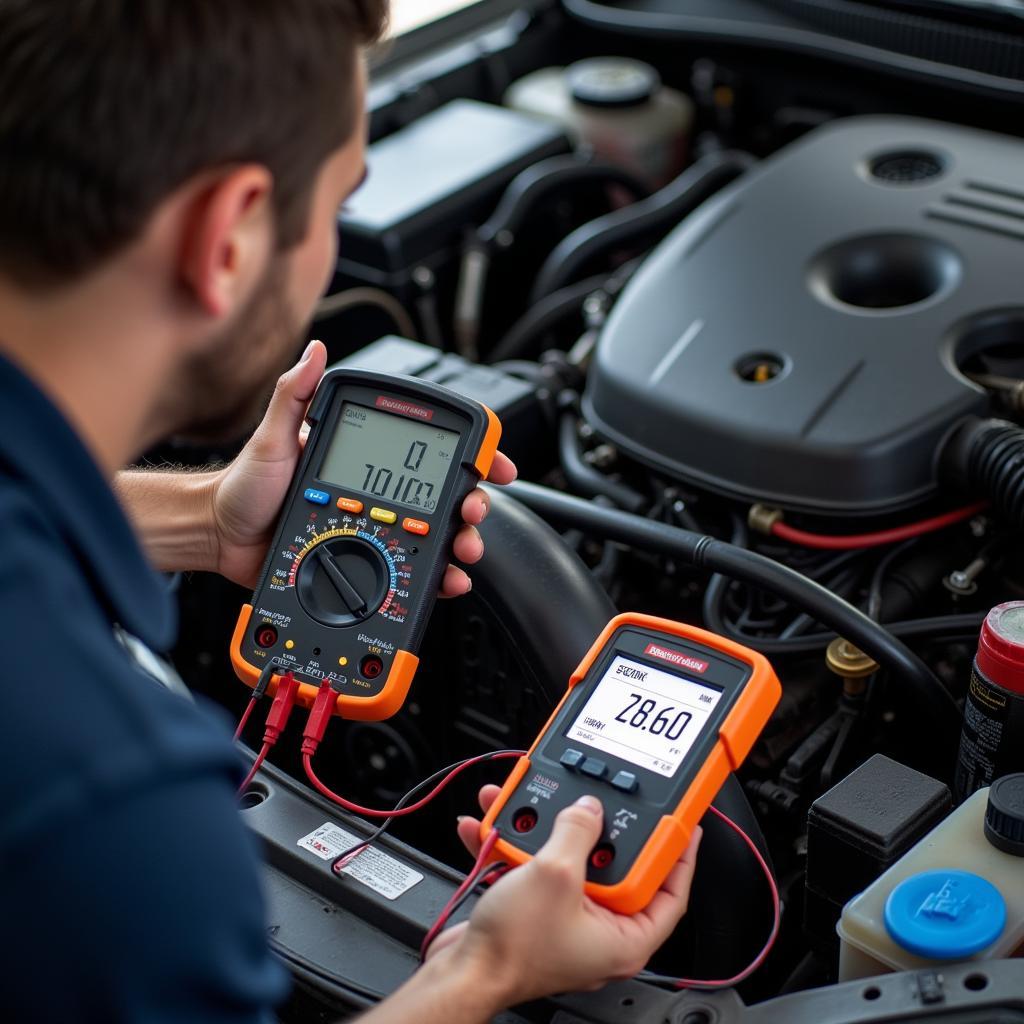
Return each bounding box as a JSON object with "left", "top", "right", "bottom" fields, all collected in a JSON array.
[{"left": 0, "top": 0, "right": 388, "bottom": 288}]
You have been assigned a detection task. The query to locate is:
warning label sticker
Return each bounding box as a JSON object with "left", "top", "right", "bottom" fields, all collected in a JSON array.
[{"left": 298, "top": 822, "right": 424, "bottom": 900}]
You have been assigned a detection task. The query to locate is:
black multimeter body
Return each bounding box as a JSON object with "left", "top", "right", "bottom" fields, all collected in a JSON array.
[
  {"left": 481, "top": 614, "right": 780, "bottom": 913},
  {"left": 231, "top": 367, "right": 500, "bottom": 720}
]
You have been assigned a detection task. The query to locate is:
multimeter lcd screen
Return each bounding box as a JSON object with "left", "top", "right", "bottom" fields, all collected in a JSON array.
[
  {"left": 566, "top": 655, "right": 724, "bottom": 778},
  {"left": 319, "top": 403, "right": 461, "bottom": 513}
]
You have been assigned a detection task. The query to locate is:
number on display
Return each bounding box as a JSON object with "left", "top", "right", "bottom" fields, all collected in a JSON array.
[{"left": 615, "top": 694, "right": 692, "bottom": 740}]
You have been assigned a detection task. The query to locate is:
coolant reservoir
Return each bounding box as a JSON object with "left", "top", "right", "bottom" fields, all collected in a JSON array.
[
  {"left": 838, "top": 779, "right": 1024, "bottom": 980},
  {"left": 504, "top": 58, "right": 693, "bottom": 189}
]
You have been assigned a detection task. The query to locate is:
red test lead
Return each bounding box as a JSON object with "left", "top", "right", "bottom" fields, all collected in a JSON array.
[{"left": 237, "top": 670, "right": 300, "bottom": 795}]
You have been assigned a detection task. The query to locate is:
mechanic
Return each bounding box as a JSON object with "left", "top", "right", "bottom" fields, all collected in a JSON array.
[{"left": 0, "top": 3, "right": 701, "bottom": 1022}]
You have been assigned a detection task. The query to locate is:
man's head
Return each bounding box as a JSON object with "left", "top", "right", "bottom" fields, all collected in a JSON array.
[{"left": 0, "top": 0, "right": 387, "bottom": 443}]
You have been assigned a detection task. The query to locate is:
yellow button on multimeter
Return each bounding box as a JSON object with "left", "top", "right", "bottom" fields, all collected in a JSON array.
[
  {"left": 481, "top": 613, "right": 781, "bottom": 914},
  {"left": 231, "top": 368, "right": 501, "bottom": 721}
]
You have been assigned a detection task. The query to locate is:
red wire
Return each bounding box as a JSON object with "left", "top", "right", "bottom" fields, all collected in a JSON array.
[
  {"left": 233, "top": 696, "right": 258, "bottom": 742},
  {"left": 770, "top": 501, "right": 988, "bottom": 550},
  {"left": 238, "top": 741, "right": 271, "bottom": 795},
  {"left": 664, "top": 805, "right": 780, "bottom": 990},
  {"left": 303, "top": 750, "right": 522, "bottom": 819},
  {"left": 420, "top": 829, "right": 500, "bottom": 960}
]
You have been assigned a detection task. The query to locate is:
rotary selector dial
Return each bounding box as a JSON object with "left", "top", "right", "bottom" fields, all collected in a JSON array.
[{"left": 295, "top": 535, "right": 389, "bottom": 627}]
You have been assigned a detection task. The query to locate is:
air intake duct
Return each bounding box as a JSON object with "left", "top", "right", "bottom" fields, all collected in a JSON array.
[{"left": 941, "top": 418, "right": 1024, "bottom": 529}]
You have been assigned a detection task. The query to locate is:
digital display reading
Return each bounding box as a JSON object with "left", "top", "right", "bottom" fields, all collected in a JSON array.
[
  {"left": 566, "top": 654, "right": 724, "bottom": 778},
  {"left": 319, "top": 403, "right": 461, "bottom": 513}
]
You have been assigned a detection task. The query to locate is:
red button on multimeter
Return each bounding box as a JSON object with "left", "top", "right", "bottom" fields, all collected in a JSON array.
[
  {"left": 480, "top": 613, "right": 781, "bottom": 914},
  {"left": 230, "top": 368, "right": 501, "bottom": 722}
]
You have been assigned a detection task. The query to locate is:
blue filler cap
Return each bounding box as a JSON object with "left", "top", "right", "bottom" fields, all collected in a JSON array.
[{"left": 884, "top": 870, "right": 1006, "bottom": 960}]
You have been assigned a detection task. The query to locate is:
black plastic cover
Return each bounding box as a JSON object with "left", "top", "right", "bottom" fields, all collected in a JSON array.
[
  {"left": 337, "top": 100, "right": 567, "bottom": 285},
  {"left": 806, "top": 753, "right": 951, "bottom": 908},
  {"left": 582, "top": 115, "right": 1024, "bottom": 513}
]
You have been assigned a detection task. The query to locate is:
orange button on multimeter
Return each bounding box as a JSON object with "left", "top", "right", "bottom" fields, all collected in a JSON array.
[
  {"left": 480, "top": 613, "right": 781, "bottom": 915},
  {"left": 230, "top": 367, "right": 501, "bottom": 723}
]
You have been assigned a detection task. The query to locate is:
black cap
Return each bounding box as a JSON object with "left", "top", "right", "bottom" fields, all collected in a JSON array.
[
  {"left": 567, "top": 58, "right": 659, "bottom": 109},
  {"left": 984, "top": 774, "right": 1024, "bottom": 856}
]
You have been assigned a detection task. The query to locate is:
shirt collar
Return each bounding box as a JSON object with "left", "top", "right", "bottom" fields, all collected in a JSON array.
[{"left": 0, "top": 352, "right": 176, "bottom": 651}]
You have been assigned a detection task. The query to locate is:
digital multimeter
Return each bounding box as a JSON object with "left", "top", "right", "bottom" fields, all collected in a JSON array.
[
  {"left": 231, "top": 367, "right": 501, "bottom": 721},
  {"left": 481, "top": 613, "right": 781, "bottom": 914}
]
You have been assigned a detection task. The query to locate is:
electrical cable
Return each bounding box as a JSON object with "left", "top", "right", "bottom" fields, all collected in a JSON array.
[
  {"left": 329, "top": 750, "right": 527, "bottom": 874},
  {"left": 304, "top": 749, "right": 524, "bottom": 820},
  {"left": 769, "top": 501, "right": 988, "bottom": 550},
  {"left": 639, "top": 805, "right": 779, "bottom": 990},
  {"left": 233, "top": 696, "right": 258, "bottom": 742},
  {"left": 233, "top": 659, "right": 279, "bottom": 742},
  {"left": 420, "top": 829, "right": 502, "bottom": 960},
  {"left": 237, "top": 668, "right": 300, "bottom": 796},
  {"left": 502, "top": 480, "right": 961, "bottom": 744},
  {"left": 238, "top": 741, "right": 272, "bottom": 794},
  {"left": 313, "top": 286, "right": 418, "bottom": 339}
]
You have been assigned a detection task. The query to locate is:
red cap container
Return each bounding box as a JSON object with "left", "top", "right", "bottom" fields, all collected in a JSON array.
[{"left": 976, "top": 602, "right": 1024, "bottom": 697}]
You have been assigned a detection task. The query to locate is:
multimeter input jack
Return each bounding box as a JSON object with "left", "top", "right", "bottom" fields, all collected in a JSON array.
[
  {"left": 360, "top": 655, "right": 384, "bottom": 679},
  {"left": 255, "top": 626, "right": 278, "bottom": 649},
  {"left": 512, "top": 808, "right": 538, "bottom": 833},
  {"left": 590, "top": 843, "right": 616, "bottom": 870}
]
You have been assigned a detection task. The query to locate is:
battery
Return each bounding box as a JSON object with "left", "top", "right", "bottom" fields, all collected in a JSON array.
[{"left": 954, "top": 601, "right": 1024, "bottom": 802}]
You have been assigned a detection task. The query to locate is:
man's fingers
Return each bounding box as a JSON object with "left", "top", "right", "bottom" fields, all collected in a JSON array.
[
  {"left": 461, "top": 488, "right": 489, "bottom": 526},
  {"left": 251, "top": 340, "right": 327, "bottom": 459},
  {"left": 487, "top": 452, "right": 518, "bottom": 484},
  {"left": 477, "top": 784, "right": 502, "bottom": 814},
  {"left": 456, "top": 785, "right": 502, "bottom": 856},
  {"left": 438, "top": 564, "right": 471, "bottom": 598},
  {"left": 452, "top": 524, "right": 484, "bottom": 564},
  {"left": 457, "top": 815, "right": 484, "bottom": 857},
  {"left": 534, "top": 796, "right": 603, "bottom": 883}
]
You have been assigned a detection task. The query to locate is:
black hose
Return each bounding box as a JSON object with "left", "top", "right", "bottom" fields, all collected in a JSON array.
[
  {"left": 529, "top": 150, "right": 755, "bottom": 305},
  {"left": 500, "top": 480, "right": 962, "bottom": 743},
  {"left": 713, "top": 612, "right": 986, "bottom": 656},
  {"left": 456, "top": 157, "right": 649, "bottom": 358},
  {"left": 487, "top": 273, "right": 610, "bottom": 364},
  {"left": 477, "top": 155, "right": 650, "bottom": 246},
  {"left": 557, "top": 411, "right": 646, "bottom": 512},
  {"left": 941, "top": 417, "right": 1024, "bottom": 528}
]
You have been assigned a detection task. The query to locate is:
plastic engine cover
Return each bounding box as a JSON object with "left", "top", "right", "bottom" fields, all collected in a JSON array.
[{"left": 580, "top": 115, "right": 1024, "bottom": 514}]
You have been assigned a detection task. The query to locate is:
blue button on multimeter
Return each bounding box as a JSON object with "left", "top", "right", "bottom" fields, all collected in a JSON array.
[{"left": 304, "top": 488, "right": 330, "bottom": 505}]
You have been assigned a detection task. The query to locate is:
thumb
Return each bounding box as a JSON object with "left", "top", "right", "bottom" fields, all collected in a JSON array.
[
  {"left": 251, "top": 340, "right": 328, "bottom": 459},
  {"left": 534, "top": 796, "right": 604, "bottom": 881}
]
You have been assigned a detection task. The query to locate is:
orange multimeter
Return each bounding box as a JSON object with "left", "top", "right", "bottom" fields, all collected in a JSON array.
[
  {"left": 231, "top": 367, "right": 500, "bottom": 722},
  {"left": 480, "top": 613, "right": 781, "bottom": 914}
]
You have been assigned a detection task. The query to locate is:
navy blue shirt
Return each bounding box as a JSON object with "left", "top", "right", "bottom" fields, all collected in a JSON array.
[{"left": 0, "top": 353, "right": 290, "bottom": 1021}]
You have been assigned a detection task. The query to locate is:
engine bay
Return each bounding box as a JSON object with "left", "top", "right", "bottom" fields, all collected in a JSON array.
[{"left": 166, "top": 2, "right": 1024, "bottom": 1019}]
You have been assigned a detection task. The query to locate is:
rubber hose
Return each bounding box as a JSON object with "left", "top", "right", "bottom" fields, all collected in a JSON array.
[
  {"left": 500, "top": 481, "right": 961, "bottom": 751},
  {"left": 529, "top": 150, "right": 755, "bottom": 305},
  {"left": 558, "top": 412, "right": 646, "bottom": 512},
  {"left": 941, "top": 417, "right": 1024, "bottom": 528},
  {"left": 476, "top": 487, "right": 772, "bottom": 978},
  {"left": 487, "top": 272, "right": 609, "bottom": 364}
]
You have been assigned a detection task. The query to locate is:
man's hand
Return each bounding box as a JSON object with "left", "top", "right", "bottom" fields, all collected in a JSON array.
[
  {"left": 429, "top": 785, "right": 702, "bottom": 1005},
  {"left": 211, "top": 340, "right": 517, "bottom": 590}
]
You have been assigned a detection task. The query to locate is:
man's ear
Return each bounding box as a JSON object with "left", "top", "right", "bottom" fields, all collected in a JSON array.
[{"left": 179, "top": 165, "right": 275, "bottom": 319}]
